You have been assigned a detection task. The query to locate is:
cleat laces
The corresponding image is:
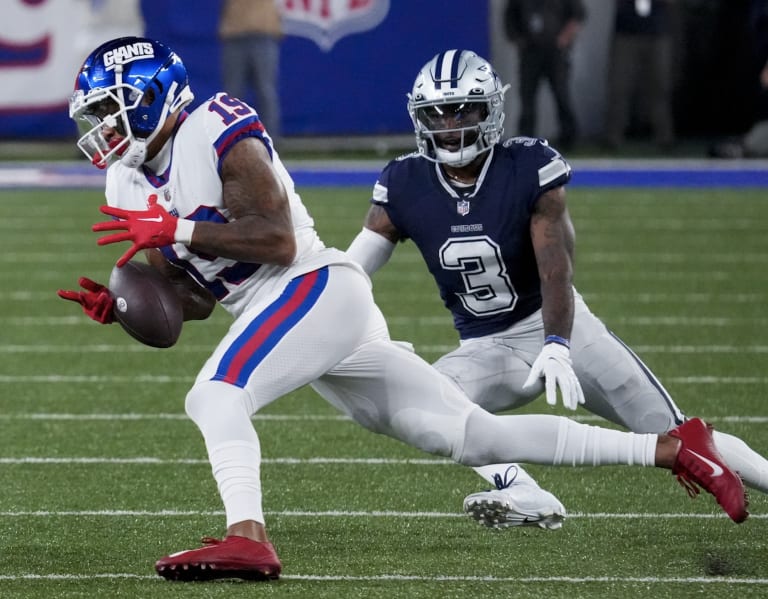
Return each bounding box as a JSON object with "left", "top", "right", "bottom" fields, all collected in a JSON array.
[{"left": 491, "top": 465, "right": 520, "bottom": 490}]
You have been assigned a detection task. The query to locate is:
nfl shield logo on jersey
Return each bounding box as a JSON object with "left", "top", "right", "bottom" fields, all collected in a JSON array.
[
  {"left": 280, "top": 0, "right": 390, "bottom": 51},
  {"left": 457, "top": 199, "right": 470, "bottom": 216}
]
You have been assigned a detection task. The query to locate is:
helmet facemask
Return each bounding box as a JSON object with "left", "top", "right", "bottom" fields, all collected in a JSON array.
[
  {"left": 70, "top": 79, "right": 143, "bottom": 169},
  {"left": 407, "top": 50, "right": 510, "bottom": 167}
]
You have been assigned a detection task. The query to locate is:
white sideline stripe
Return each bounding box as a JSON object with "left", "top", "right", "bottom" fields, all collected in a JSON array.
[
  {"left": 0, "top": 509, "right": 766, "bottom": 520},
  {"left": 0, "top": 573, "right": 766, "bottom": 584},
  {"left": 0, "top": 413, "right": 766, "bottom": 424},
  {"left": 4, "top": 374, "right": 768, "bottom": 384}
]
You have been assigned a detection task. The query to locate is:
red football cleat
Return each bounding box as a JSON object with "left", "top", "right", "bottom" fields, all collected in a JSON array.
[
  {"left": 155, "top": 535, "right": 282, "bottom": 582},
  {"left": 668, "top": 418, "right": 749, "bottom": 523}
]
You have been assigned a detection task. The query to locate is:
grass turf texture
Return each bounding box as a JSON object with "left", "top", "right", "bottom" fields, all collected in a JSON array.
[{"left": 0, "top": 185, "right": 767, "bottom": 598}]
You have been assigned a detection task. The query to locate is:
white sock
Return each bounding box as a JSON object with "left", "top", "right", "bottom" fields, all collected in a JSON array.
[
  {"left": 185, "top": 380, "right": 266, "bottom": 527},
  {"left": 713, "top": 430, "right": 768, "bottom": 494},
  {"left": 551, "top": 417, "right": 658, "bottom": 467},
  {"left": 462, "top": 411, "right": 658, "bottom": 467},
  {"left": 209, "top": 440, "right": 264, "bottom": 527}
]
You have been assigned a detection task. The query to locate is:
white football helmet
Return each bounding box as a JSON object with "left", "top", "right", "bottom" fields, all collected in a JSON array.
[{"left": 407, "top": 49, "right": 509, "bottom": 167}]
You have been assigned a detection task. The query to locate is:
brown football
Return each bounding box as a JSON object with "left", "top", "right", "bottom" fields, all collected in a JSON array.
[{"left": 108, "top": 261, "right": 183, "bottom": 348}]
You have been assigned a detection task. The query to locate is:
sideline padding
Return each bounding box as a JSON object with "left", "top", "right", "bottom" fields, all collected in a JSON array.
[{"left": 0, "top": 159, "right": 766, "bottom": 189}]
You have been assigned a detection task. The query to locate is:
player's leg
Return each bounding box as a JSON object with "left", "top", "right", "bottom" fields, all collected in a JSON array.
[
  {"left": 432, "top": 326, "right": 564, "bottom": 529},
  {"left": 313, "top": 330, "right": 747, "bottom": 523},
  {"left": 570, "top": 292, "right": 684, "bottom": 432},
  {"left": 571, "top": 291, "right": 768, "bottom": 493},
  {"left": 157, "top": 266, "right": 373, "bottom": 581}
]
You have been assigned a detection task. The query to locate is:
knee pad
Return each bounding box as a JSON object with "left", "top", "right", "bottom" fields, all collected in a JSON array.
[{"left": 185, "top": 380, "right": 256, "bottom": 445}]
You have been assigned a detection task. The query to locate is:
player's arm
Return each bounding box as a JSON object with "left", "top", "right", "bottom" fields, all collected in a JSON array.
[
  {"left": 530, "top": 185, "right": 575, "bottom": 340},
  {"left": 190, "top": 137, "right": 296, "bottom": 265},
  {"left": 346, "top": 205, "right": 400, "bottom": 276},
  {"left": 94, "top": 137, "right": 296, "bottom": 267},
  {"left": 522, "top": 184, "right": 584, "bottom": 410},
  {"left": 145, "top": 248, "right": 216, "bottom": 321}
]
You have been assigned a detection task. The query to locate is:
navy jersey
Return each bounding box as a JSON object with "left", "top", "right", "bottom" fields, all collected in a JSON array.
[{"left": 372, "top": 138, "right": 571, "bottom": 339}]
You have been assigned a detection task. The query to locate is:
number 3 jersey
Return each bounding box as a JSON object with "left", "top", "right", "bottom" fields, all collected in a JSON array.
[
  {"left": 103, "top": 93, "right": 351, "bottom": 318},
  {"left": 371, "top": 138, "right": 571, "bottom": 340}
]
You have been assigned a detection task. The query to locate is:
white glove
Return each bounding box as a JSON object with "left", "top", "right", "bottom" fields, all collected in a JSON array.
[{"left": 523, "top": 342, "right": 585, "bottom": 410}]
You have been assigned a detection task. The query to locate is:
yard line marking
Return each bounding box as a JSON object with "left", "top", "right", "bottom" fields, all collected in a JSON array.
[
  {"left": 5, "top": 374, "right": 768, "bottom": 384},
  {"left": 0, "top": 413, "right": 349, "bottom": 421},
  {"left": 0, "top": 573, "right": 766, "bottom": 584},
  {"left": 6, "top": 343, "right": 768, "bottom": 355},
  {"left": 6, "top": 290, "right": 768, "bottom": 303},
  {"left": 1, "top": 413, "right": 766, "bottom": 424},
  {"left": 0, "top": 509, "right": 765, "bottom": 520},
  {"left": 418, "top": 344, "right": 768, "bottom": 355},
  {"left": 1, "top": 316, "right": 230, "bottom": 327},
  {"left": 0, "top": 344, "right": 217, "bottom": 353},
  {"left": 6, "top": 315, "right": 768, "bottom": 327},
  {"left": 0, "top": 375, "right": 191, "bottom": 383},
  {"left": 0, "top": 457, "right": 485, "bottom": 467}
]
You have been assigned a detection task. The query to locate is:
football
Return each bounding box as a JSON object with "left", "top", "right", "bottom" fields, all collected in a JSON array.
[{"left": 108, "top": 261, "right": 183, "bottom": 348}]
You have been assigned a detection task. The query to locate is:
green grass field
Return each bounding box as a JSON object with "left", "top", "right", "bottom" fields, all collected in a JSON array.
[{"left": 1, "top": 183, "right": 767, "bottom": 598}]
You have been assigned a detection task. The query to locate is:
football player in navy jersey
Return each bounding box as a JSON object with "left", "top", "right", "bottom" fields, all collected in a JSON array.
[
  {"left": 348, "top": 49, "right": 768, "bottom": 529},
  {"left": 57, "top": 39, "right": 749, "bottom": 582}
]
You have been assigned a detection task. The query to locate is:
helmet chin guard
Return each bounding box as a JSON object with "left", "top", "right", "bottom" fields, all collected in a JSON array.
[
  {"left": 69, "top": 37, "right": 194, "bottom": 169},
  {"left": 407, "top": 49, "right": 509, "bottom": 167}
]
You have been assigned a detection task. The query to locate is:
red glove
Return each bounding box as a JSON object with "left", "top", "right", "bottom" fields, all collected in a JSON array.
[
  {"left": 57, "top": 277, "right": 115, "bottom": 324},
  {"left": 93, "top": 194, "right": 184, "bottom": 267}
]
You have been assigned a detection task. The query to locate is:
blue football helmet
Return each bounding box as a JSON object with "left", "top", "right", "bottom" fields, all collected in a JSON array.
[
  {"left": 69, "top": 37, "right": 194, "bottom": 169},
  {"left": 407, "top": 50, "right": 509, "bottom": 167}
]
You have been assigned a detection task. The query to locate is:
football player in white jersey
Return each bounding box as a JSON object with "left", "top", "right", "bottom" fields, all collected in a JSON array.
[
  {"left": 59, "top": 38, "right": 748, "bottom": 583},
  {"left": 347, "top": 49, "right": 768, "bottom": 530}
]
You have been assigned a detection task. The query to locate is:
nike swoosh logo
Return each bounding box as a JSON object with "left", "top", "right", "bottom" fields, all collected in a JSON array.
[
  {"left": 687, "top": 449, "right": 724, "bottom": 477},
  {"left": 138, "top": 216, "right": 163, "bottom": 222}
]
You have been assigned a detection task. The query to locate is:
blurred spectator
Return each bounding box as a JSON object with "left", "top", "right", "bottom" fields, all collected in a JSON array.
[
  {"left": 709, "top": 0, "right": 768, "bottom": 158},
  {"left": 504, "top": 0, "right": 586, "bottom": 148},
  {"left": 604, "top": 0, "right": 676, "bottom": 149},
  {"left": 219, "top": 0, "right": 283, "bottom": 141}
]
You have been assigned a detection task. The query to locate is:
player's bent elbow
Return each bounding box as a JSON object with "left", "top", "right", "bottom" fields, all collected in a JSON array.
[{"left": 272, "top": 235, "right": 297, "bottom": 266}]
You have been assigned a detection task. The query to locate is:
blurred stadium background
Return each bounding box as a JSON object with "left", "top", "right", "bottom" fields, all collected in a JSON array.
[{"left": 1, "top": 0, "right": 766, "bottom": 158}]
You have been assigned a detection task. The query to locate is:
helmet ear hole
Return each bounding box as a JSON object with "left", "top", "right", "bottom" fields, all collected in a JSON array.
[{"left": 142, "top": 87, "right": 156, "bottom": 107}]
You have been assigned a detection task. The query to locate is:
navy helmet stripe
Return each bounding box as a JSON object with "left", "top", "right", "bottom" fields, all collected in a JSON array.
[
  {"left": 433, "top": 50, "right": 462, "bottom": 90},
  {"left": 449, "top": 51, "right": 460, "bottom": 86},
  {"left": 434, "top": 51, "right": 446, "bottom": 90}
]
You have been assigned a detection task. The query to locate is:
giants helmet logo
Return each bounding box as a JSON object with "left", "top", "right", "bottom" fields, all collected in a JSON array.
[{"left": 102, "top": 42, "right": 155, "bottom": 70}]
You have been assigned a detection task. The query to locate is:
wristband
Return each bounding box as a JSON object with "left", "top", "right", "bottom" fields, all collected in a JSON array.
[
  {"left": 545, "top": 335, "right": 570, "bottom": 348},
  {"left": 174, "top": 218, "right": 195, "bottom": 245}
]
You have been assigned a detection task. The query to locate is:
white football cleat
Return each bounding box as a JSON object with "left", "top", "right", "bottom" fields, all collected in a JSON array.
[{"left": 463, "top": 468, "right": 566, "bottom": 530}]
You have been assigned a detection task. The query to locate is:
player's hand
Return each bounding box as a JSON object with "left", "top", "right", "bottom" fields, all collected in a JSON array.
[
  {"left": 523, "top": 341, "right": 585, "bottom": 410},
  {"left": 93, "top": 194, "right": 184, "bottom": 267},
  {"left": 57, "top": 277, "right": 115, "bottom": 324}
]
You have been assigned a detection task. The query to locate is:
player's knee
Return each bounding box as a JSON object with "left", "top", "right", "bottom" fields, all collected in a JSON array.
[
  {"left": 453, "top": 407, "right": 500, "bottom": 466},
  {"left": 185, "top": 380, "right": 250, "bottom": 427}
]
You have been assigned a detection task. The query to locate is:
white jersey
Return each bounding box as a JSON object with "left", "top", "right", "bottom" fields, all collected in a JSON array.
[{"left": 104, "top": 92, "right": 351, "bottom": 318}]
